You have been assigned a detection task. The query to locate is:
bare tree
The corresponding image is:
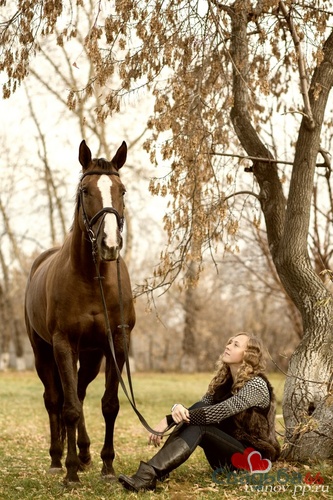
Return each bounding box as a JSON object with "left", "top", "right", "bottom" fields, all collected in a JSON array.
[
  {"left": 225, "top": 1, "right": 333, "bottom": 460},
  {"left": 0, "top": 171, "right": 26, "bottom": 369}
]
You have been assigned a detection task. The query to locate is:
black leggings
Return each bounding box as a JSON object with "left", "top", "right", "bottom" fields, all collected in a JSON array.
[
  {"left": 171, "top": 423, "right": 245, "bottom": 470},
  {"left": 167, "top": 400, "right": 245, "bottom": 470}
]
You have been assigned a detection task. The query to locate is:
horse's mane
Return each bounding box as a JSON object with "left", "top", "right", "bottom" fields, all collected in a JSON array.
[{"left": 93, "top": 157, "right": 111, "bottom": 169}]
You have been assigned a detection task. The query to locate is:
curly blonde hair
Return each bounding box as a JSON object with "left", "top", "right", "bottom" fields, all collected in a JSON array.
[{"left": 207, "top": 333, "right": 266, "bottom": 395}]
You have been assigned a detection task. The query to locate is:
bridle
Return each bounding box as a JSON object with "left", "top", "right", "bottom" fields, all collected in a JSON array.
[
  {"left": 79, "top": 170, "right": 124, "bottom": 253},
  {"left": 78, "top": 169, "right": 173, "bottom": 436}
]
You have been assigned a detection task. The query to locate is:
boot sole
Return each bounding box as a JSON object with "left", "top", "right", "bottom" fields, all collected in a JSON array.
[
  {"left": 118, "top": 475, "right": 155, "bottom": 492},
  {"left": 118, "top": 476, "right": 138, "bottom": 492}
]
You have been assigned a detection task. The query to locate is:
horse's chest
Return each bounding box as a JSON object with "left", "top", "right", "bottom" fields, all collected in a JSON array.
[
  {"left": 62, "top": 311, "right": 112, "bottom": 348},
  {"left": 47, "top": 269, "right": 132, "bottom": 348}
]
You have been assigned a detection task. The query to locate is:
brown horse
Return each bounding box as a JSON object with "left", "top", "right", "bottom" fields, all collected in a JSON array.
[{"left": 25, "top": 140, "right": 135, "bottom": 484}]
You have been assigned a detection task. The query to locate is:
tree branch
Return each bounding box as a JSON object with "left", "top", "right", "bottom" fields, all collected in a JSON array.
[
  {"left": 279, "top": 1, "right": 315, "bottom": 129},
  {"left": 212, "top": 151, "right": 294, "bottom": 165}
]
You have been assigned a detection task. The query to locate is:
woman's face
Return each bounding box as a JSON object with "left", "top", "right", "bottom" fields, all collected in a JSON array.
[{"left": 222, "top": 334, "right": 249, "bottom": 367}]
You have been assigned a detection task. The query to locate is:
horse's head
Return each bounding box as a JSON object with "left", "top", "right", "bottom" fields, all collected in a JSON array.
[{"left": 78, "top": 140, "right": 127, "bottom": 261}]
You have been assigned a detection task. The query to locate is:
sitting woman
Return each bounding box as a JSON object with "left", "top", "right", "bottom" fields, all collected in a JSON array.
[{"left": 119, "top": 332, "right": 280, "bottom": 492}]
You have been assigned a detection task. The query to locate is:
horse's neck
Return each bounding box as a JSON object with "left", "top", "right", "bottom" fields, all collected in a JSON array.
[{"left": 69, "top": 219, "right": 98, "bottom": 277}]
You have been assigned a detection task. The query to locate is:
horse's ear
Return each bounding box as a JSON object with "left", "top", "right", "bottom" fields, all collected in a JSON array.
[
  {"left": 79, "top": 140, "right": 92, "bottom": 170},
  {"left": 111, "top": 141, "right": 127, "bottom": 170}
]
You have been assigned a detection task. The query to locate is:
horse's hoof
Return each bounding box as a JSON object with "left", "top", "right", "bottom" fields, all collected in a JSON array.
[
  {"left": 63, "top": 478, "right": 81, "bottom": 488},
  {"left": 101, "top": 462, "right": 116, "bottom": 481},
  {"left": 101, "top": 473, "right": 117, "bottom": 482},
  {"left": 48, "top": 467, "right": 63, "bottom": 475},
  {"left": 78, "top": 460, "right": 92, "bottom": 472}
]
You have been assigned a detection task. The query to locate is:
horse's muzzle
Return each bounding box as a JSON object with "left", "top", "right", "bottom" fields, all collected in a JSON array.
[{"left": 99, "top": 235, "right": 123, "bottom": 261}]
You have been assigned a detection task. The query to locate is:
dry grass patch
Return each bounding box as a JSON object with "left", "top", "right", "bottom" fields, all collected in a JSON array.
[{"left": 0, "top": 371, "right": 332, "bottom": 499}]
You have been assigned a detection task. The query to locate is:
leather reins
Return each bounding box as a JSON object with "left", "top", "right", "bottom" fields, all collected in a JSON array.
[{"left": 79, "top": 170, "right": 174, "bottom": 436}]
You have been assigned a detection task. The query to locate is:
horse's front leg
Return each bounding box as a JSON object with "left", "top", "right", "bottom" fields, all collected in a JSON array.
[
  {"left": 53, "top": 332, "right": 82, "bottom": 484},
  {"left": 77, "top": 349, "right": 104, "bottom": 470},
  {"left": 100, "top": 350, "right": 124, "bottom": 480},
  {"left": 29, "top": 331, "right": 65, "bottom": 472}
]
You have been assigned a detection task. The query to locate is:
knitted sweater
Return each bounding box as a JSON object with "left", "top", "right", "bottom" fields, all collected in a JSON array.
[{"left": 189, "top": 376, "right": 270, "bottom": 425}]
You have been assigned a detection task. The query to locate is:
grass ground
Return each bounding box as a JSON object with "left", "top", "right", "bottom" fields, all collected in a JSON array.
[{"left": 0, "top": 371, "right": 332, "bottom": 499}]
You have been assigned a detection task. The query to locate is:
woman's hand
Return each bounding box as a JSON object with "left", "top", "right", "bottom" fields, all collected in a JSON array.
[
  {"left": 171, "top": 403, "right": 190, "bottom": 424},
  {"left": 148, "top": 417, "right": 168, "bottom": 447}
]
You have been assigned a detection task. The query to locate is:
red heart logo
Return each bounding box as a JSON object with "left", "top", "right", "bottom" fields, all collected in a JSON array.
[
  {"left": 247, "top": 450, "right": 272, "bottom": 473},
  {"left": 231, "top": 447, "right": 255, "bottom": 471}
]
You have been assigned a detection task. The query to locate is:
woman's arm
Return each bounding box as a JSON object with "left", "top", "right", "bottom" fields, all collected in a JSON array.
[
  {"left": 148, "top": 417, "right": 170, "bottom": 447},
  {"left": 188, "top": 376, "right": 270, "bottom": 426}
]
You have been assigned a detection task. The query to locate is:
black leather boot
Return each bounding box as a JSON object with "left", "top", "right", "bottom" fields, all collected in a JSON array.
[
  {"left": 118, "top": 461, "right": 157, "bottom": 492},
  {"left": 148, "top": 436, "right": 191, "bottom": 477},
  {"left": 118, "top": 436, "right": 192, "bottom": 492}
]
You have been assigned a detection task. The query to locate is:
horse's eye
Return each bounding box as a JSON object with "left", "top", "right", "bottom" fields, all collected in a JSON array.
[{"left": 81, "top": 187, "right": 88, "bottom": 195}]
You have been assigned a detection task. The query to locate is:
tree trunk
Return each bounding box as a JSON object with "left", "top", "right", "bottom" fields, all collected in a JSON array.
[
  {"left": 277, "top": 27, "right": 333, "bottom": 460},
  {"left": 181, "top": 260, "right": 199, "bottom": 373},
  {"left": 228, "top": 2, "right": 333, "bottom": 460},
  {"left": 282, "top": 319, "right": 333, "bottom": 460}
]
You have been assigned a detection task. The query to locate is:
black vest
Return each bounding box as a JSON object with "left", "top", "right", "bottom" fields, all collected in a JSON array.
[{"left": 212, "top": 374, "right": 280, "bottom": 461}]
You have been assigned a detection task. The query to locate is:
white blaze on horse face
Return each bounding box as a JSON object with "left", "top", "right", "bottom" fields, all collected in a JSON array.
[{"left": 97, "top": 176, "right": 118, "bottom": 249}]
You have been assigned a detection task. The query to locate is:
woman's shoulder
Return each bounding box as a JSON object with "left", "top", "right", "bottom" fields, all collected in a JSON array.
[
  {"left": 254, "top": 373, "right": 275, "bottom": 392},
  {"left": 244, "top": 375, "right": 277, "bottom": 404},
  {"left": 250, "top": 374, "right": 269, "bottom": 384},
  {"left": 241, "top": 376, "right": 271, "bottom": 408},
  {"left": 243, "top": 375, "right": 271, "bottom": 394}
]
